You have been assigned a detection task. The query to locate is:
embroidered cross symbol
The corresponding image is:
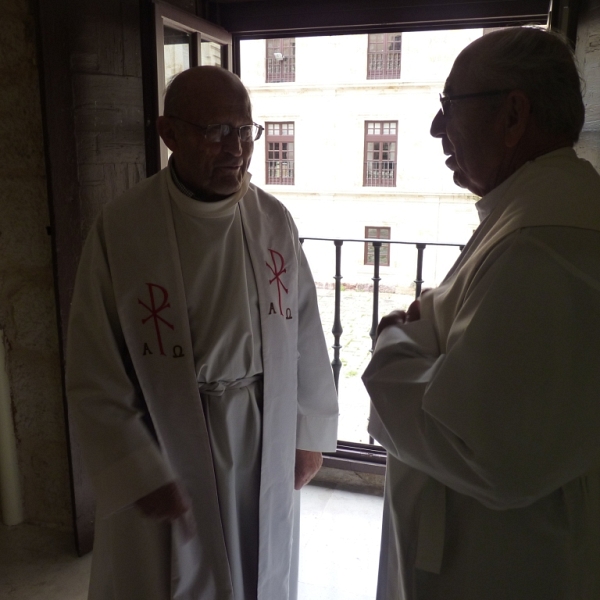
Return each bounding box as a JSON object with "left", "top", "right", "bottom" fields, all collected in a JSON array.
[
  {"left": 266, "top": 249, "right": 288, "bottom": 316},
  {"left": 138, "top": 283, "right": 174, "bottom": 356}
]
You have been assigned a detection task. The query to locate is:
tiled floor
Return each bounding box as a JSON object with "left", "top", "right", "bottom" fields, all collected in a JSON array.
[
  {"left": 0, "top": 522, "right": 91, "bottom": 599},
  {"left": 0, "top": 482, "right": 383, "bottom": 600},
  {"left": 298, "top": 482, "right": 384, "bottom": 600}
]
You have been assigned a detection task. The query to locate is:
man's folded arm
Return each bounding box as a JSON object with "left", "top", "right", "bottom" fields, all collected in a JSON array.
[{"left": 365, "top": 232, "right": 600, "bottom": 509}]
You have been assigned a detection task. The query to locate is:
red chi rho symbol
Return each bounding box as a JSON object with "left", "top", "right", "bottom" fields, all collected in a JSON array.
[
  {"left": 138, "top": 283, "right": 174, "bottom": 356},
  {"left": 266, "top": 249, "right": 288, "bottom": 316}
]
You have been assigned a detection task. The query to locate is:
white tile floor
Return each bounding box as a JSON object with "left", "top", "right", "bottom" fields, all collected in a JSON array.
[
  {"left": 298, "top": 483, "right": 384, "bottom": 600},
  {"left": 0, "top": 482, "right": 383, "bottom": 600}
]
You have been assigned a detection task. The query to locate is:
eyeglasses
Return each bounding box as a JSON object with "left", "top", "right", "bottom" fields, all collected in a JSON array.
[
  {"left": 168, "top": 117, "right": 264, "bottom": 143},
  {"left": 439, "top": 89, "right": 512, "bottom": 116}
]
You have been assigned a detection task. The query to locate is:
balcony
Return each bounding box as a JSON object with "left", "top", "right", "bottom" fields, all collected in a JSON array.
[{"left": 300, "top": 235, "right": 464, "bottom": 473}]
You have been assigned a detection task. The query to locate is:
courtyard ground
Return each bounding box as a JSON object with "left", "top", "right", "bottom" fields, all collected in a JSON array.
[{"left": 315, "top": 287, "right": 415, "bottom": 444}]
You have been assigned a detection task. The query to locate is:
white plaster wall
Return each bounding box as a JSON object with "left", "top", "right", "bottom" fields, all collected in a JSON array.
[
  {"left": 241, "top": 30, "right": 482, "bottom": 288},
  {"left": 1, "top": 0, "right": 71, "bottom": 528},
  {"left": 401, "top": 29, "right": 482, "bottom": 82},
  {"left": 242, "top": 30, "right": 482, "bottom": 85},
  {"left": 248, "top": 81, "right": 454, "bottom": 193},
  {"left": 273, "top": 191, "right": 472, "bottom": 289}
]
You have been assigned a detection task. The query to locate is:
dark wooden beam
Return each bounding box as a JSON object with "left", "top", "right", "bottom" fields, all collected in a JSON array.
[
  {"left": 35, "top": 0, "right": 94, "bottom": 556},
  {"left": 211, "top": 0, "right": 550, "bottom": 37},
  {"left": 36, "top": 0, "right": 147, "bottom": 556}
]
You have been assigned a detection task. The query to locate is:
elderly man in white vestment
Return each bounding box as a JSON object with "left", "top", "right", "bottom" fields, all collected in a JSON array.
[
  {"left": 66, "top": 66, "right": 338, "bottom": 600},
  {"left": 363, "top": 27, "right": 600, "bottom": 600}
]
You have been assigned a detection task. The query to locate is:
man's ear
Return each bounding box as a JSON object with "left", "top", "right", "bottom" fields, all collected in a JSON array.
[
  {"left": 157, "top": 116, "right": 178, "bottom": 152},
  {"left": 503, "top": 90, "right": 531, "bottom": 148}
]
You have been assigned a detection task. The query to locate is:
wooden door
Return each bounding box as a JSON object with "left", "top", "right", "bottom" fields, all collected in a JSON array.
[
  {"left": 38, "top": 0, "right": 552, "bottom": 556},
  {"left": 37, "top": 0, "right": 231, "bottom": 555}
]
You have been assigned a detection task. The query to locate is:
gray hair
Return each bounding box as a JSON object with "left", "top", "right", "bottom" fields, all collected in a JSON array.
[{"left": 471, "top": 27, "right": 585, "bottom": 142}]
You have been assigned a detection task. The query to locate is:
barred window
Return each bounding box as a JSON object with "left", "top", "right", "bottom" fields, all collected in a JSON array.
[
  {"left": 364, "top": 121, "right": 397, "bottom": 187},
  {"left": 367, "top": 33, "right": 402, "bottom": 80},
  {"left": 266, "top": 38, "right": 296, "bottom": 83},
  {"left": 364, "top": 227, "right": 391, "bottom": 266},
  {"left": 266, "top": 122, "right": 295, "bottom": 185}
]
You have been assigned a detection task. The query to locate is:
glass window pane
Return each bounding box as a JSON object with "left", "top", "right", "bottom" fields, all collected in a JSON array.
[
  {"left": 266, "top": 122, "right": 295, "bottom": 185},
  {"left": 201, "top": 41, "right": 223, "bottom": 67},
  {"left": 368, "top": 32, "right": 402, "bottom": 79},
  {"left": 266, "top": 38, "right": 296, "bottom": 83},
  {"left": 164, "top": 26, "right": 191, "bottom": 85},
  {"left": 367, "top": 244, "right": 374, "bottom": 262}
]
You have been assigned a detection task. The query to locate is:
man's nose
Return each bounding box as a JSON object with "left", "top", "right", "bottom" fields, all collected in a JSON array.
[
  {"left": 221, "top": 131, "right": 244, "bottom": 154},
  {"left": 430, "top": 109, "right": 445, "bottom": 138}
]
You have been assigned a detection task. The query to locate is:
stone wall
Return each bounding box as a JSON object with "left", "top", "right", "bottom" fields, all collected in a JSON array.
[
  {"left": 0, "top": 0, "right": 71, "bottom": 528},
  {"left": 576, "top": 0, "right": 600, "bottom": 171}
]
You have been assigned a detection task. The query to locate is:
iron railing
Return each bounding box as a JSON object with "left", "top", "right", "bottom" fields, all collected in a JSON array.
[
  {"left": 300, "top": 236, "right": 465, "bottom": 472},
  {"left": 266, "top": 159, "right": 294, "bottom": 184},
  {"left": 363, "top": 161, "right": 396, "bottom": 187}
]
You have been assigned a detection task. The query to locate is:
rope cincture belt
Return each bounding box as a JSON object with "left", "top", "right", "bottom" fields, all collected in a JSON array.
[{"left": 198, "top": 374, "right": 263, "bottom": 397}]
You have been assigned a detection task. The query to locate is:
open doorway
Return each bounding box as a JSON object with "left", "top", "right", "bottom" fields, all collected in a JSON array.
[{"left": 238, "top": 30, "right": 484, "bottom": 448}]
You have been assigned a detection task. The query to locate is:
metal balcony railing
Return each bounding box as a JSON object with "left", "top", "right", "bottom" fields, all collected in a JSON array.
[{"left": 300, "top": 236, "right": 465, "bottom": 473}]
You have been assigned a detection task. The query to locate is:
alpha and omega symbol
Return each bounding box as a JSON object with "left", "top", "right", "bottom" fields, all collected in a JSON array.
[
  {"left": 266, "top": 248, "right": 292, "bottom": 319},
  {"left": 138, "top": 282, "right": 184, "bottom": 357}
]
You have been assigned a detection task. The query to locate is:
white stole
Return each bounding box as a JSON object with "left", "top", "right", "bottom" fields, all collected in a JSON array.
[{"left": 103, "top": 168, "right": 302, "bottom": 598}]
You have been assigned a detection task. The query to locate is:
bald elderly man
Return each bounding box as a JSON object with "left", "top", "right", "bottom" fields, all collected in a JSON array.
[
  {"left": 67, "top": 66, "right": 338, "bottom": 600},
  {"left": 364, "top": 28, "right": 600, "bottom": 599}
]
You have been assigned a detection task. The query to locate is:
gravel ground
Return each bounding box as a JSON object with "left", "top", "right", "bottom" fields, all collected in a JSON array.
[{"left": 315, "top": 287, "right": 415, "bottom": 444}]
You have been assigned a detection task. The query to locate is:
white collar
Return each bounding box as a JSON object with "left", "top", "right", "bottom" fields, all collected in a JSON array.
[
  {"left": 475, "top": 147, "right": 576, "bottom": 223},
  {"left": 167, "top": 170, "right": 252, "bottom": 219}
]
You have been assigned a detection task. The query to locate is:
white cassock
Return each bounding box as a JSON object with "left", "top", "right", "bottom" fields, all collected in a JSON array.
[
  {"left": 66, "top": 168, "right": 339, "bottom": 600},
  {"left": 363, "top": 148, "right": 600, "bottom": 599}
]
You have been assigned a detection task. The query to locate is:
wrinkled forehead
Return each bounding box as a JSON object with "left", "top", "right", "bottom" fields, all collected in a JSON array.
[
  {"left": 184, "top": 90, "right": 252, "bottom": 123},
  {"left": 444, "top": 39, "right": 490, "bottom": 94},
  {"left": 444, "top": 63, "right": 467, "bottom": 95},
  {"left": 444, "top": 56, "right": 476, "bottom": 94},
  {"left": 194, "top": 99, "right": 251, "bottom": 123}
]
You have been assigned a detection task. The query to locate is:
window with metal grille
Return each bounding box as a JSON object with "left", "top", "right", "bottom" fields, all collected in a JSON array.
[
  {"left": 367, "top": 33, "right": 402, "bottom": 80},
  {"left": 364, "top": 226, "right": 391, "bottom": 266},
  {"left": 364, "top": 121, "right": 397, "bottom": 187},
  {"left": 266, "top": 38, "right": 296, "bottom": 83},
  {"left": 266, "top": 122, "right": 295, "bottom": 185}
]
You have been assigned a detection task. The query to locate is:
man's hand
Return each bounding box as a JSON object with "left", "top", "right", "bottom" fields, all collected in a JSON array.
[
  {"left": 135, "top": 481, "right": 190, "bottom": 521},
  {"left": 376, "top": 301, "right": 420, "bottom": 337},
  {"left": 294, "top": 449, "right": 323, "bottom": 490},
  {"left": 376, "top": 309, "right": 408, "bottom": 337},
  {"left": 376, "top": 289, "right": 430, "bottom": 337}
]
